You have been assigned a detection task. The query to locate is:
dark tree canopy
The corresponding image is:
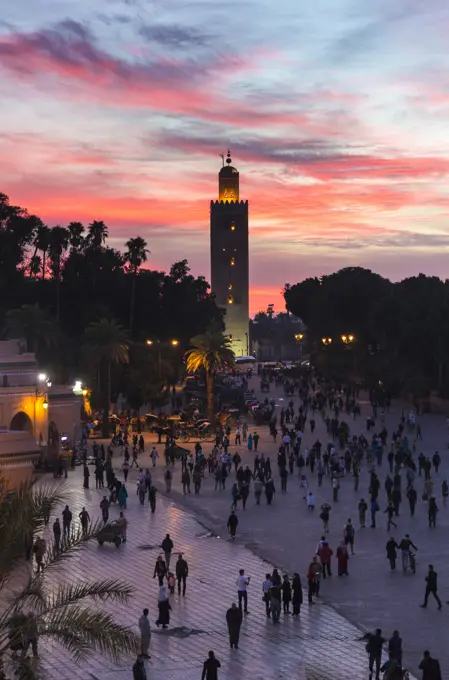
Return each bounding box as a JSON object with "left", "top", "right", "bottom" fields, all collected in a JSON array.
[
  {"left": 0, "top": 192, "right": 223, "bottom": 409},
  {"left": 285, "top": 267, "right": 449, "bottom": 397}
]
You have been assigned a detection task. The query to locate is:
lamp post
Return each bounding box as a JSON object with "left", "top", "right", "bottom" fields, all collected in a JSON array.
[
  {"left": 294, "top": 333, "right": 304, "bottom": 363},
  {"left": 146, "top": 339, "right": 179, "bottom": 383},
  {"left": 321, "top": 337, "right": 332, "bottom": 346},
  {"left": 35, "top": 373, "right": 50, "bottom": 444}
]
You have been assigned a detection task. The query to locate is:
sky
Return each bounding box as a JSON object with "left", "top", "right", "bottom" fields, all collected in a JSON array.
[{"left": 2, "top": 0, "right": 449, "bottom": 315}]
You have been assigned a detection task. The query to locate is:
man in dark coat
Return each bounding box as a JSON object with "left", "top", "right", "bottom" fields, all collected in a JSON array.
[
  {"left": 132, "top": 654, "right": 147, "bottom": 680},
  {"left": 227, "top": 511, "right": 239, "bottom": 539},
  {"left": 226, "top": 603, "right": 242, "bottom": 649}
]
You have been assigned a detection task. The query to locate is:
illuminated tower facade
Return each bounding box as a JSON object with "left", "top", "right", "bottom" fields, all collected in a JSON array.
[{"left": 210, "top": 151, "right": 249, "bottom": 356}]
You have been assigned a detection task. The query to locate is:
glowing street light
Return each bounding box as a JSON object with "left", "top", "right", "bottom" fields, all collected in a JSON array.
[
  {"left": 43, "top": 399, "right": 48, "bottom": 410},
  {"left": 341, "top": 334, "right": 355, "bottom": 344},
  {"left": 294, "top": 334, "right": 304, "bottom": 341},
  {"left": 38, "top": 373, "right": 47, "bottom": 382},
  {"left": 170, "top": 339, "right": 179, "bottom": 346},
  {"left": 321, "top": 337, "right": 332, "bottom": 346}
]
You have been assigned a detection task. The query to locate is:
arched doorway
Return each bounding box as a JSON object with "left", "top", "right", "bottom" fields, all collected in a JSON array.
[{"left": 10, "top": 411, "right": 33, "bottom": 434}]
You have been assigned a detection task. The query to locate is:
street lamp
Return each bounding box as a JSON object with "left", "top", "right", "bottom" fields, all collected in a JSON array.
[
  {"left": 341, "top": 334, "right": 355, "bottom": 344},
  {"left": 146, "top": 339, "right": 179, "bottom": 382},
  {"left": 295, "top": 333, "right": 304, "bottom": 363},
  {"left": 321, "top": 337, "right": 332, "bottom": 346}
]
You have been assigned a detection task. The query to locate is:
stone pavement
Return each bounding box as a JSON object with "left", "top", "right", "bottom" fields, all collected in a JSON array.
[
  {"left": 32, "top": 465, "right": 415, "bottom": 680},
  {"left": 105, "top": 378, "right": 449, "bottom": 677}
]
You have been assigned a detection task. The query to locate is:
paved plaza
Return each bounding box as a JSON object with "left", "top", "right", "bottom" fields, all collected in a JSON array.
[
  {"left": 34, "top": 467, "right": 395, "bottom": 680},
  {"left": 118, "top": 378, "right": 449, "bottom": 676},
  {"left": 31, "top": 377, "right": 449, "bottom": 679}
]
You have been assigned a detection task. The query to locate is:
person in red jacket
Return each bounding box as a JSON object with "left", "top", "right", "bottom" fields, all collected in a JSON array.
[{"left": 317, "top": 541, "right": 333, "bottom": 578}]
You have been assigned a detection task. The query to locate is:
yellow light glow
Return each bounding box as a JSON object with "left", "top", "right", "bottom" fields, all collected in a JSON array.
[
  {"left": 146, "top": 340, "right": 153, "bottom": 345},
  {"left": 295, "top": 334, "right": 304, "bottom": 341},
  {"left": 228, "top": 295, "right": 234, "bottom": 304},
  {"left": 82, "top": 389, "right": 88, "bottom": 396},
  {"left": 228, "top": 284, "right": 233, "bottom": 290},
  {"left": 321, "top": 337, "right": 332, "bottom": 345},
  {"left": 230, "top": 224, "right": 236, "bottom": 231},
  {"left": 171, "top": 339, "right": 179, "bottom": 346},
  {"left": 230, "top": 258, "right": 235, "bottom": 266},
  {"left": 43, "top": 399, "right": 48, "bottom": 410}
]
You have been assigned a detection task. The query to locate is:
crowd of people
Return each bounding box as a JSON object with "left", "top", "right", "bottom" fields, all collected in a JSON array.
[{"left": 27, "top": 369, "right": 446, "bottom": 680}]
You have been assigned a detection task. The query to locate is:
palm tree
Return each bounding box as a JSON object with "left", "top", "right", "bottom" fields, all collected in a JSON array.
[
  {"left": 48, "top": 226, "right": 69, "bottom": 321},
  {"left": 86, "top": 221, "right": 108, "bottom": 249},
  {"left": 3, "top": 304, "right": 58, "bottom": 354},
  {"left": 67, "top": 221, "right": 85, "bottom": 252},
  {"left": 185, "top": 325, "right": 235, "bottom": 422},
  {"left": 84, "top": 319, "right": 130, "bottom": 437},
  {"left": 0, "top": 482, "right": 138, "bottom": 680},
  {"left": 29, "top": 254, "right": 42, "bottom": 278},
  {"left": 31, "top": 225, "right": 51, "bottom": 279},
  {"left": 124, "top": 237, "right": 150, "bottom": 333}
]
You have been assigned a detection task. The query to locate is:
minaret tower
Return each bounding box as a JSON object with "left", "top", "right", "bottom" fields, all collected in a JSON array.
[{"left": 210, "top": 151, "right": 249, "bottom": 356}]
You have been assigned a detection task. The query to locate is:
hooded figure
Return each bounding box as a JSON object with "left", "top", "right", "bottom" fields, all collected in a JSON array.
[
  {"left": 156, "top": 586, "right": 171, "bottom": 628},
  {"left": 226, "top": 603, "right": 242, "bottom": 649}
]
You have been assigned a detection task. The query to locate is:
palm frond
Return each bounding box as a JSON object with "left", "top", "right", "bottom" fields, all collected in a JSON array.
[
  {"left": 45, "top": 580, "right": 133, "bottom": 612},
  {"left": 42, "top": 607, "right": 139, "bottom": 663}
]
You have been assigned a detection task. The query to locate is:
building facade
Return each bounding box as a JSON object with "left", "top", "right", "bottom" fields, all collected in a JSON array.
[{"left": 210, "top": 151, "right": 249, "bottom": 357}]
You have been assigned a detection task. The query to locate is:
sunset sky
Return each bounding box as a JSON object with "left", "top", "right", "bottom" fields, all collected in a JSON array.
[{"left": 2, "top": 0, "right": 449, "bottom": 314}]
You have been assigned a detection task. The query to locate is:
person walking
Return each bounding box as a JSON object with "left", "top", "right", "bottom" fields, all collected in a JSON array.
[
  {"left": 153, "top": 555, "right": 167, "bottom": 587},
  {"left": 138, "top": 608, "right": 151, "bottom": 658},
  {"left": 226, "top": 603, "right": 242, "bottom": 649},
  {"left": 181, "top": 469, "right": 191, "bottom": 494},
  {"left": 419, "top": 650, "right": 442, "bottom": 680},
  {"left": 386, "top": 537, "right": 399, "bottom": 571},
  {"left": 161, "top": 533, "right": 173, "bottom": 569},
  {"left": 317, "top": 541, "right": 333, "bottom": 578},
  {"left": 269, "top": 580, "right": 282, "bottom": 624},
  {"left": 236, "top": 569, "right": 250, "bottom": 613},
  {"left": 343, "top": 519, "right": 355, "bottom": 555},
  {"left": 62, "top": 505, "right": 72, "bottom": 536},
  {"left": 320, "top": 503, "right": 331, "bottom": 532},
  {"left": 262, "top": 573, "right": 272, "bottom": 617},
  {"left": 100, "top": 496, "right": 109, "bottom": 523},
  {"left": 42, "top": 497, "right": 51, "bottom": 525},
  {"left": 384, "top": 502, "right": 397, "bottom": 531},
  {"left": 132, "top": 654, "right": 147, "bottom": 680},
  {"left": 53, "top": 518, "right": 61, "bottom": 553},
  {"left": 388, "top": 630, "right": 402, "bottom": 667},
  {"left": 421, "top": 565, "right": 442, "bottom": 610},
  {"left": 361, "top": 628, "right": 385, "bottom": 680},
  {"left": 336, "top": 541, "right": 349, "bottom": 576},
  {"left": 282, "top": 574, "right": 292, "bottom": 614},
  {"left": 33, "top": 537, "right": 46, "bottom": 574},
  {"left": 201, "top": 651, "right": 221, "bottom": 680},
  {"left": 358, "top": 498, "right": 368, "bottom": 528},
  {"left": 227, "top": 510, "right": 239, "bottom": 540},
  {"left": 148, "top": 485, "right": 157, "bottom": 513},
  {"left": 292, "top": 573, "right": 303, "bottom": 616},
  {"left": 175, "top": 554, "right": 188, "bottom": 596},
  {"left": 79, "top": 507, "right": 90, "bottom": 534},
  {"left": 155, "top": 585, "right": 171, "bottom": 628},
  {"left": 117, "top": 511, "right": 128, "bottom": 542},
  {"left": 399, "top": 534, "right": 417, "bottom": 573},
  {"left": 428, "top": 497, "right": 438, "bottom": 528},
  {"left": 407, "top": 485, "right": 417, "bottom": 516}
]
